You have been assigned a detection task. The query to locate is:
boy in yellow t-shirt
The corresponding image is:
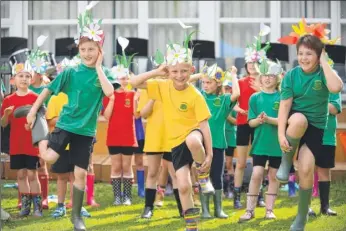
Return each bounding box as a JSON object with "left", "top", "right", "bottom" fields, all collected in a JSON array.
[{"left": 131, "top": 24, "right": 214, "bottom": 230}]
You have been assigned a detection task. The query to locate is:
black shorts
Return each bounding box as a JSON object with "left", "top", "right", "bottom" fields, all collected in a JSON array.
[
  {"left": 51, "top": 149, "right": 74, "bottom": 174},
  {"left": 172, "top": 129, "right": 203, "bottom": 171},
  {"left": 225, "top": 146, "right": 235, "bottom": 157},
  {"left": 48, "top": 128, "right": 94, "bottom": 170},
  {"left": 133, "top": 140, "right": 145, "bottom": 154},
  {"left": 252, "top": 154, "right": 281, "bottom": 169},
  {"left": 236, "top": 124, "right": 254, "bottom": 146},
  {"left": 319, "top": 145, "right": 336, "bottom": 169},
  {"left": 108, "top": 146, "right": 135, "bottom": 155},
  {"left": 296, "top": 123, "right": 328, "bottom": 168},
  {"left": 10, "top": 154, "right": 40, "bottom": 170},
  {"left": 162, "top": 152, "right": 172, "bottom": 162}
]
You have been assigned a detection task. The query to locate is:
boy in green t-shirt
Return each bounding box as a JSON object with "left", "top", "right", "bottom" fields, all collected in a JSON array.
[
  {"left": 277, "top": 21, "right": 344, "bottom": 230},
  {"left": 14, "top": 5, "right": 118, "bottom": 231},
  {"left": 239, "top": 59, "right": 283, "bottom": 222}
]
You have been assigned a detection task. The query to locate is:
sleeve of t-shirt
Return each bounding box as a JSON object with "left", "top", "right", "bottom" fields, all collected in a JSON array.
[
  {"left": 137, "top": 89, "right": 149, "bottom": 113},
  {"left": 280, "top": 71, "right": 293, "bottom": 100},
  {"left": 227, "top": 94, "right": 236, "bottom": 111},
  {"left": 147, "top": 79, "right": 163, "bottom": 101},
  {"left": 46, "top": 68, "right": 70, "bottom": 95},
  {"left": 329, "top": 92, "right": 342, "bottom": 113},
  {"left": 46, "top": 96, "right": 58, "bottom": 120},
  {"left": 248, "top": 94, "right": 258, "bottom": 121},
  {"left": 194, "top": 93, "right": 211, "bottom": 122}
]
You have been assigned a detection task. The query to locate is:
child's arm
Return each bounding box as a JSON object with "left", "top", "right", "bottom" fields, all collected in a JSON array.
[
  {"left": 199, "top": 119, "right": 213, "bottom": 171},
  {"left": 189, "top": 73, "right": 203, "bottom": 83},
  {"left": 103, "top": 94, "right": 115, "bottom": 121},
  {"left": 233, "top": 103, "right": 247, "bottom": 115},
  {"left": 248, "top": 113, "right": 264, "bottom": 128},
  {"left": 320, "top": 50, "right": 343, "bottom": 93},
  {"left": 27, "top": 88, "right": 52, "bottom": 128},
  {"left": 228, "top": 66, "right": 240, "bottom": 102},
  {"left": 264, "top": 115, "right": 278, "bottom": 126},
  {"left": 1, "top": 106, "right": 14, "bottom": 127},
  {"left": 96, "top": 50, "right": 114, "bottom": 97},
  {"left": 130, "top": 65, "right": 168, "bottom": 89},
  {"left": 140, "top": 100, "right": 155, "bottom": 119},
  {"left": 226, "top": 114, "right": 237, "bottom": 125},
  {"left": 134, "top": 91, "right": 141, "bottom": 119}
]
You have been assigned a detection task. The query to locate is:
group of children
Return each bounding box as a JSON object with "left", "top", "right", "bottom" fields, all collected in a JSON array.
[{"left": 0, "top": 4, "right": 343, "bottom": 231}]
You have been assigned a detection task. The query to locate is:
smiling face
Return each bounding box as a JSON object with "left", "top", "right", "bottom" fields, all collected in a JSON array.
[
  {"left": 167, "top": 62, "right": 195, "bottom": 90},
  {"left": 15, "top": 71, "right": 32, "bottom": 90},
  {"left": 297, "top": 45, "right": 319, "bottom": 73},
  {"left": 246, "top": 62, "right": 258, "bottom": 76},
  {"left": 78, "top": 40, "right": 100, "bottom": 67},
  {"left": 260, "top": 74, "right": 278, "bottom": 90}
]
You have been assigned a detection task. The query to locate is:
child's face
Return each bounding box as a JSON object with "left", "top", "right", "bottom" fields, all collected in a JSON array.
[
  {"left": 168, "top": 62, "right": 195, "bottom": 89},
  {"left": 224, "top": 85, "right": 232, "bottom": 94},
  {"left": 297, "top": 45, "right": 319, "bottom": 73},
  {"left": 31, "top": 72, "right": 42, "bottom": 84},
  {"left": 15, "top": 72, "right": 31, "bottom": 90},
  {"left": 79, "top": 41, "right": 100, "bottom": 67},
  {"left": 118, "top": 76, "right": 129, "bottom": 88},
  {"left": 202, "top": 77, "right": 219, "bottom": 94},
  {"left": 260, "top": 74, "right": 278, "bottom": 90},
  {"left": 246, "top": 62, "right": 258, "bottom": 76}
]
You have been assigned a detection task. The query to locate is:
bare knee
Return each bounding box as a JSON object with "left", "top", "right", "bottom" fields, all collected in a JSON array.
[
  {"left": 17, "top": 170, "right": 27, "bottom": 181},
  {"left": 236, "top": 161, "right": 246, "bottom": 170},
  {"left": 58, "top": 173, "right": 70, "bottom": 183},
  {"left": 288, "top": 113, "right": 308, "bottom": 131},
  {"left": 251, "top": 171, "right": 263, "bottom": 183},
  {"left": 27, "top": 170, "right": 38, "bottom": 182},
  {"left": 186, "top": 133, "right": 203, "bottom": 154},
  {"left": 178, "top": 180, "right": 191, "bottom": 195}
]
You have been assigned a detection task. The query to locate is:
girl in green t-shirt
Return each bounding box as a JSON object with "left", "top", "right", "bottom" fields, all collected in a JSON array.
[
  {"left": 198, "top": 64, "right": 240, "bottom": 219},
  {"left": 277, "top": 32, "right": 343, "bottom": 230},
  {"left": 239, "top": 59, "right": 283, "bottom": 222}
]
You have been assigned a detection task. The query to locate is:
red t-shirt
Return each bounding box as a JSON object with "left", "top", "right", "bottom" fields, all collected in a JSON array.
[
  {"left": 0, "top": 92, "right": 39, "bottom": 156},
  {"left": 236, "top": 76, "right": 257, "bottom": 125},
  {"left": 102, "top": 91, "right": 137, "bottom": 147}
]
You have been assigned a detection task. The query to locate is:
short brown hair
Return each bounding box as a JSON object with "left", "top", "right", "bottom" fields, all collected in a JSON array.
[
  {"left": 78, "top": 37, "right": 99, "bottom": 48},
  {"left": 296, "top": 34, "right": 325, "bottom": 58}
]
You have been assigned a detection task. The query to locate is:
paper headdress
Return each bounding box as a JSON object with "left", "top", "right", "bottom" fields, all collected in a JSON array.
[
  {"left": 152, "top": 20, "right": 197, "bottom": 66},
  {"left": 256, "top": 59, "right": 284, "bottom": 76},
  {"left": 201, "top": 63, "right": 236, "bottom": 83},
  {"left": 112, "top": 37, "right": 137, "bottom": 79},
  {"left": 75, "top": 1, "right": 105, "bottom": 46},
  {"left": 244, "top": 23, "right": 271, "bottom": 64},
  {"left": 56, "top": 55, "right": 81, "bottom": 74}
]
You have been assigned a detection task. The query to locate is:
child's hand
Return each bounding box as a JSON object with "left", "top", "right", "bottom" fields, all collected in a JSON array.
[
  {"left": 200, "top": 155, "right": 212, "bottom": 172},
  {"left": 96, "top": 49, "right": 104, "bottom": 68},
  {"left": 26, "top": 111, "right": 37, "bottom": 130},
  {"left": 320, "top": 48, "right": 327, "bottom": 64},
  {"left": 229, "top": 66, "right": 237, "bottom": 75},
  {"left": 155, "top": 64, "right": 169, "bottom": 78},
  {"left": 4, "top": 106, "right": 14, "bottom": 116},
  {"left": 250, "top": 79, "right": 261, "bottom": 92},
  {"left": 239, "top": 108, "right": 247, "bottom": 115},
  {"left": 134, "top": 91, "right": 140, "bottom": 102}
]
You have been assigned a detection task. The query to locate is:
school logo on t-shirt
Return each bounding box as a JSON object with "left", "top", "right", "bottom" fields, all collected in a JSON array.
[
  {"left": 179, "top": 102, "right": 188, "bottom": 112},
  {"left": 125, "top": 98, "right": 131, "bottom": 108},
  {"left": 312, "top": 80, "right": 322, "bottom": 91},
  {"left": 273, "top": 101, "right": 280, "bottom": 110},
  {"left": 213, "top": 97, "right": 221, "bottom": 107}
]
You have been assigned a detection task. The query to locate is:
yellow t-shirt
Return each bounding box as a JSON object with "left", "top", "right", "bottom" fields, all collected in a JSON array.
[
  {"left": 137, "top": 89, "right": 170, "bottom": 152},
  {"left": 147, "top": 79, "right": 211, "bottom": 148},
  {"left": 46, "top": 92, "right": 69, "bottom": 150}
]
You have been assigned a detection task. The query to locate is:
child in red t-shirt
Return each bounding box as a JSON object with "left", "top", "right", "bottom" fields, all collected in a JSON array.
[
  {"left": 102, "top": 50, "right": 138, "bottom": 205},
  {"left": 1, "top": 63, "right": 42, "bottom": 217}
]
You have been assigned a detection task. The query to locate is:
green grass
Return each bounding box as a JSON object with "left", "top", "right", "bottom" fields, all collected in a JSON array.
[{"left": 2, "top": 180, "right": 346, "bottom": 231}]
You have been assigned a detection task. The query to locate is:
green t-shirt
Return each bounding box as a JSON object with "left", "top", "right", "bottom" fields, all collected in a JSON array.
[
  {"left": 281, "top": 66, "right": 329, "bottom": 129},
  {"left": 29, "top": 85, "right": 51, "bottom": 106},
  {"left": 248, "top": 91, "right": 281, "bottom": 157},
  {"left": 201, "top": 91, "right": 236, "bottom": 149},
  {"left": 225, "top": 110, "right": 237, "bottom": 148},
  {"left": 323, "top": 92, "right": 342, "bottom": 146},
  {"left": 46, "top": 63, "right": 115, "bottom": 137}
]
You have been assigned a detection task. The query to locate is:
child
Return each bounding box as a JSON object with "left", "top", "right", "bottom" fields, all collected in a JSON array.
[
  {"left": 137, "top": 73, "right": 183, "bottom": 219},
  {"left": 232, "top": 26, "right": 269, "bottom": 209},
  {"left": 223, "top": 80, "right": 237, "bottom": 199},
  {"left": 277, "top": 19, "right": 343, "bottom": 230},
  {"left": 1, "top": 62, "right": 42, "bottom": 217},
  {"left": 239, "top": 59, "right": 283, "bottom": 222},
  {"left": 15, "top": 5, "right": 118, "bottom": 230},
  {"left": 131, "top": 22, "right": 214, "bottom": 230},
  {"left": 308, "top": 92, "right": 342, "bottom": 217},
  {"left": 196, "top": 64, "right": 239, "bottom": 219},
  {"left": 103, "top": 37, "right": 137, "bottom": 206}
]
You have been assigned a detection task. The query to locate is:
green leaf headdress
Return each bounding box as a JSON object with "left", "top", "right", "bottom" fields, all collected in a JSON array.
[
  {"left": 74, "top": 1, "right": 105, "bottom": 46},
  {"left": 112, "top": 37, "right": 137, "bottom": 79},
  {"left": 152, "top": 19, "right": 198, "bottom": 66},
  {"left": 256, "top": 59, "right": 283, "bottom": 76},
  {"left": 24, "top": 35, "right": 50, "bottom": 75},
  {"left": 244, "top": 23, "right": 271, "bottom": 64}
]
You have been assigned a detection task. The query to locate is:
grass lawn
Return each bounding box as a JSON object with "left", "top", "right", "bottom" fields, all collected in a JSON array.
[{"left": 2, "top": 180, "right": 346, "bottom": 231}]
